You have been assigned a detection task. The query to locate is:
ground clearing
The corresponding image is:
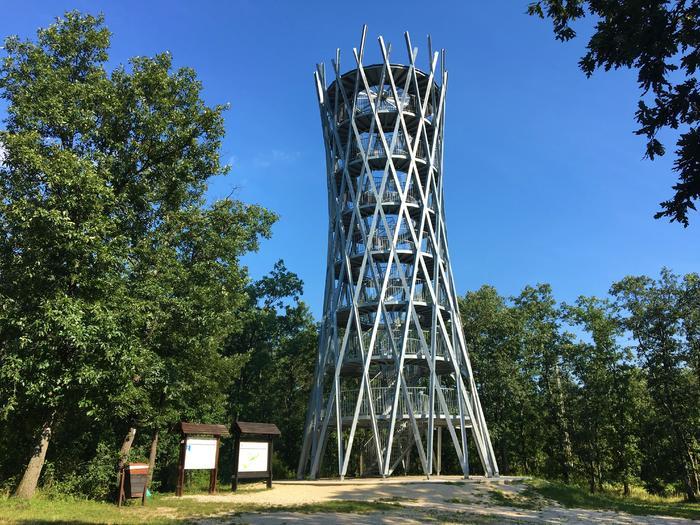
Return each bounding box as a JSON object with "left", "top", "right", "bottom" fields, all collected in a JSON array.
[{"left": 1, "top": 476, "right": 698, "bottom": 524}]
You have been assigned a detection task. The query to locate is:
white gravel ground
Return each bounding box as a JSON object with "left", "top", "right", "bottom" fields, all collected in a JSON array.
[{"left": 181, "top": 476, "right": 698, "bottom": 525}]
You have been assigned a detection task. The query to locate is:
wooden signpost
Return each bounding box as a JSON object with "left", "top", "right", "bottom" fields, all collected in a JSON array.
[
  {"left": 232, "top": 421, "right": 280, "bottom": 491},
  {"left": 176, "top": 422, "right": 229, "bottom": 496}
]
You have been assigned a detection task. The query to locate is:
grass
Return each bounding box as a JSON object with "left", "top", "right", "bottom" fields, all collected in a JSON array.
[
  {"left": 527, "top": 478, "right": 700, "bottom": 520},
  {"left": 0, "top": 493, "right": 256, "bottom": 524},
  {"left": 0, "top": 485, "right": 403, "bottom": 525},
  {"left": 486, "top": 486, "right": 545, "bottom": 510}
]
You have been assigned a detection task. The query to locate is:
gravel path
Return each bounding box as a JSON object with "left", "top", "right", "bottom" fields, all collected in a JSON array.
[{"left": 182, "top": 476, "right": 697, "bottom": 525}]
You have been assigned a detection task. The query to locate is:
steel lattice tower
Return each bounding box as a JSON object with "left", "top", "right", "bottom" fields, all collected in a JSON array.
[{"left": 298, "top": 28, "right": 499, "bottom": 480}]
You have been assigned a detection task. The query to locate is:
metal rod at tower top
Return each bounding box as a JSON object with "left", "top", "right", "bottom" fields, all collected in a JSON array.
[{"left": 297, "top": 28, "right": 499, "bottom": 480}]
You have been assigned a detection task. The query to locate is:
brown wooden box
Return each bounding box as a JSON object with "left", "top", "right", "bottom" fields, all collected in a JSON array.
[{"left": 125, "top": 463, "right": 149, "bottom": 498}]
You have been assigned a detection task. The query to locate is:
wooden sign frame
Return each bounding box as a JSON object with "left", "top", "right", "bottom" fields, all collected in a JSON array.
[
  {"left": 175, "top": 422, "right": 229, "bottom": 497},
  {"left": 232, "top": 421, "right": 281, "bottom": 491}
]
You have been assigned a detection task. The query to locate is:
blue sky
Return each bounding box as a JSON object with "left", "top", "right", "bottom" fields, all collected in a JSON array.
[{"left": 3, "top": 1, "right": 698, "bottom": 318}]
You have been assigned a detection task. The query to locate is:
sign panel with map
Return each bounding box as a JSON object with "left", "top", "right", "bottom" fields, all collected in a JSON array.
[
  {"left": 237, "top": 441, "right": 269, "bottom": 472},
  {"left": 232, "top": 421, "right": 280, "bottom": 490}
]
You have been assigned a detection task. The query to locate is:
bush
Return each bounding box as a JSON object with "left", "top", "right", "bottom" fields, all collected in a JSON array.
[
  {"left": 41, "top": 442, "right": 119, "bottom": 500},
  {"left": 272, "top": 451, "right": 294, "bottom": 479},
  {"left": 644, "top": 478, "right": 677, "bottom": 498}
]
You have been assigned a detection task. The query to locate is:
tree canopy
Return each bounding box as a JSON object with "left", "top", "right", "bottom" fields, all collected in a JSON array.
[
  {"left": 0, "top": 11, "right": 282, "bottom": 498},
  {"left": 463, "top": 269, "right": 699, "bottom": 501},
  {"left": 529, "top": 0, "right": 700, "bottom": 226}
]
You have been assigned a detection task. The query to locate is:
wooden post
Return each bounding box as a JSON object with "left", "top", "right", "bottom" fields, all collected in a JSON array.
[
  {"left": 176, "top": 436, "right": 186, "bottom": 497},
  {"left": 464, "top": 432, "right": 470, "bottom": 479},
  {"left": 209, "top": 435, "right": 221, "bottom": 494},
  {"left": 267, "top": 438, "right": 273, "bottom": 489},
  {"left": 232, "top": 435, "right": 239, "bottom": 492},
  {"left": 117, "top": 468, "right": 126, "bottom": 507}
]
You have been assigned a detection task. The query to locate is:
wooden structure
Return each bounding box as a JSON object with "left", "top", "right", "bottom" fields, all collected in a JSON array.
[
  {"left": 117, "top": 463, "right": 148, "bottom": 506},
  {"left": 232, "top": 421, "right": 281, "bottom": 490},
  {"left": 176, "top": 422, "right": 229, "bottom": 497}
]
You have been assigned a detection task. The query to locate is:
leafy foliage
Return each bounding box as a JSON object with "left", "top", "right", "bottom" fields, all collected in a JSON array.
[
  {"left": 0, "top": 11, "right": 308, "bottom": 498},
  {"left": 463, "top": 270, "right": 699, "bottom": 501},
  {"left": 528, "top": 0, "right": 700, "bottom": 226}
]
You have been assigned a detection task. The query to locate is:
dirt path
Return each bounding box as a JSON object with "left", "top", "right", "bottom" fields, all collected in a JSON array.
[{"left": 182, "top": 476, "right": 697, "bottom": 525}]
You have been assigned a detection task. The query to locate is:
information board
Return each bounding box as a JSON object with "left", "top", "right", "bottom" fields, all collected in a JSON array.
[
  {"left": 238, "top": 441, "right": 269, "bottom": 472},
  {"left": 184, "top": 438, "right": 218, "bottom": 470}
]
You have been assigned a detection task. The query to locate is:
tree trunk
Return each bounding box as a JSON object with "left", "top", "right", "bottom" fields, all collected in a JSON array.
[
  {"left": 688, "top": 449, "right": 700, "bottom": 499},
  {"left": 117, "top": 427, "right": 137, "bottom": 472},
  {"left": 145, "top": 429, "right": 159, "bottom": 493},
  {"left": 14, "top": 416, "right": 53, "bottom": 499},
  {"left": 683, "top": 472, "right": 697, "bottom": 502},
  {"left": 500, "top": 444, "right": 510, "bottom": 475},
  {"left": 588, "top": 463, "right": 595, "bottom": 493},
  {"left": 682, "top": 450, "right": 699, "bottom": 502},
  {"left": 553, "top": 363, "right": 574, "bottom": 483},
  {"left": 519, "top": 406, "right": 529, "bottom": 473}
]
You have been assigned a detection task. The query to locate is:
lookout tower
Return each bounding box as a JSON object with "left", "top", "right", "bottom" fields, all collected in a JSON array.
[{"left": 298, "top": 27, "right": 499, "bottom": 479}]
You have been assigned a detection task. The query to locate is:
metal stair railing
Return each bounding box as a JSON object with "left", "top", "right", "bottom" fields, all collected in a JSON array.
[{"left": 340, "top": 386, "right": 459, "bottom": 418}]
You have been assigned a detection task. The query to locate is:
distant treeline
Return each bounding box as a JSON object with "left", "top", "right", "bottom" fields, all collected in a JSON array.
[{"left": 461, "top": 271, "right": 699, "bottom": 501}]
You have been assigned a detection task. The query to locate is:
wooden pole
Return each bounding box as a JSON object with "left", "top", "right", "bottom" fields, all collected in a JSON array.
[
  {"left": 406, "top": 446, "right": 412, "bottom": 475},
  {"left": 209, "top": 435, "right": 221, "bottom": 494},
  {"left": 176, "top": 436, "right": 186, "bottom": 497},
  {"left": 232, "top": 435, "right": 239, "bottom": 492},
  {"left": 117, "top": 468, "right": 125, "bottom": 507},
  {"left": 267, "top": 438, "right": 273, "bottom": 488},
  {"left": 437, "top": 426, "right": 442, "bottom": 476}
]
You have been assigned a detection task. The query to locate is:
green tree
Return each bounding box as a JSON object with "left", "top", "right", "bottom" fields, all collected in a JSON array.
[
  {"left": 563, "top": 296, "right": 644, "bottom": 494},
  {"left": 529, "top": 0, "right": 700, "bottom": 226},
  {"left": 128, "top": 200, "right": 275, "bottom": 493},
  {"left": 611, "top": 270, "right": 700, "bottom": 500},
  {"left": 0, "top": 11, "right": 276, "bottom": 498},
  {"left": 226, "top": 260, "right": 318, "bottom": 477},
  {"left": 513, "top": 285, "right": 575, "bottom": 482},
  {"left": 679, "top": 273, "right": 700, "bottom": 404},
  {"left": 460, "top": 285, "right": 540, "bottom": 475}
]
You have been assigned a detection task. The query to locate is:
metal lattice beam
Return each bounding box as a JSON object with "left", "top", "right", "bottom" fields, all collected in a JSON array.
[{"left": 298, "top": 27, "right": 499, "bottom": 480}]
